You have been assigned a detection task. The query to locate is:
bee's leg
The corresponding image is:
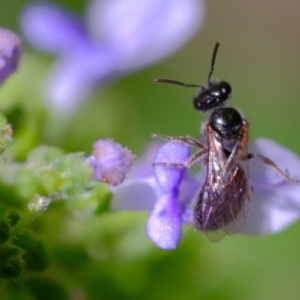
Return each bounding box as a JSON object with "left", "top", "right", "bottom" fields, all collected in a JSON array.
[
  {"left": 247, "top": 153, "right": 299, "bottom": 183},
  {"left": 151, "top": 133, "right": 205, "bottom": 148},
  {"left": 153, "top": 148, "right": 208, "bottom": 169}
]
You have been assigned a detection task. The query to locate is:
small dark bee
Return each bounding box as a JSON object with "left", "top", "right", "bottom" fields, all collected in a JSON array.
[{"left": 152, "top": 42, "right": 299, "bottom": 241}]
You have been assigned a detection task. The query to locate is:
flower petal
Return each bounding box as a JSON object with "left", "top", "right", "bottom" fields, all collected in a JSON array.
[
  {"left": 243, "top": 138, "right": 300, "bottom": 235},
  {"left": 249, "top": 138, "right": 300, "bottom": 184},
  {"left": 0, "top": 29, "right": 21, "bottom": 84},
  {"left": 179, "top": 171, "right": 206, "bottom": 218},
  {"left": 147, "top": 193, "right": 182, "bottom": 249},
  {"left": 154, "top": 142, "right": 190, "bottom": 192},
  {"left": 20, "top": 3, "right": 87, "bottom": 53},
  {"left": 44, "top": 45, "right": 114, "bottom": 113},
  {"left": 87, "top": 0, "right": 205, "bottom": 71},
  {"left": 111, "top": 177, "right": 159, "bottom": 211},
  {"left": 129, "top": 142, "right": 162, "bottom": 179},
  {"left": 242, "top": 187, "right": 300, "bottom": 235}
]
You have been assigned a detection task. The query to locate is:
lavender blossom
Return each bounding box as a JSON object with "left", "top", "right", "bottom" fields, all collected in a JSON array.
[
  {"left": 111, "top": 138, "right": 300, "bottom": 249},
  {"left": 146, "top": 142, "right": 191, "bottom": 249},
  {"left": 86, "top": 139, "right": 135, "bottom": 186},
  {"left": 20, "top": 0, "right": 205, "bottom": 113},
  {"left": 0, "top": 29, "right": 21, "bottom": 84}
]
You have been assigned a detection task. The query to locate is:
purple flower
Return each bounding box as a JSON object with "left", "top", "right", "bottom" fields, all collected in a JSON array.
[
  {"left": 20, "top": 0, "right": 205, "bottom": 113},
  {"left": 86, "top": 139, "right": 135, "bottom": 186},
  {"left": 111, "top": 138, "right": 300, "bottom": 249},
  {"left": 242, "top": 139, "right": 300, "bottom": 235},
  {"left": 146, "top": 142, "right": 191, "bottom": 249},
  {"left": 0, "top": 28, "right": 21, "bottom": 84},
  {"left": 111, "top": 141, "right": 200, "bottom": 249}
]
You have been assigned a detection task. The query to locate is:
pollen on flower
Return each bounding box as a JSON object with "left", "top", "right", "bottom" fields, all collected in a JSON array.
[{"left": 85, "top": 139, "right": 135, "bottom": 186}]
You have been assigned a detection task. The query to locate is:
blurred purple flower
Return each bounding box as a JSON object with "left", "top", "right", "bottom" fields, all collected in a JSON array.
[
  {"left": 0, "top": 28, "right": 21, "bottom": 84},
  {"left": 111, "top": 138, "right": 300, "bottom": 249},
  {"left": 20, "top": 0, "right": 205, "bottom": 113},
  {"left": 86, "top": 139, "right": 135, "bottom": 186}
]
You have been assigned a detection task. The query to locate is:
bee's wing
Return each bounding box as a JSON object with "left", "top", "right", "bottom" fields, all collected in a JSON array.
[
  {"left": 202, "top": 132, "right": 231, "bottom": 242},
  {"left": 202, "top": 121, "right": 251, "bottom": 241},
  {"left": 224, "top": 142, "right": 252, "bottom": 236},
  {"left": 225, "top": 194, "right": 251, "bottom": 236},
  {"left": 204, "top": 183, "right": 251, "bottom": 242},
  {"left": 203, "top": 168, "right": 251, "bottom": 242},
  {"left": 205, "top": 227, "right": 227, "bottom": 242}
]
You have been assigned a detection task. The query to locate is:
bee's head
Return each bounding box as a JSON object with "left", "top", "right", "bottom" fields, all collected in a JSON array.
[{"left": 193, "top": 80, "right": 232, "bottom": 112}]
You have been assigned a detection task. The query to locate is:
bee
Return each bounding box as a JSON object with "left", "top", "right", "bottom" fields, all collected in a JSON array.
[{"left": 152, "top": 42, "right": 299, "bottom": 241}]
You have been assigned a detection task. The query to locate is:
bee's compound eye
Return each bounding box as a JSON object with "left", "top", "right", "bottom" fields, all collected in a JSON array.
[{"left": 210, "top": 107, "right": 242, "bottom": 139}]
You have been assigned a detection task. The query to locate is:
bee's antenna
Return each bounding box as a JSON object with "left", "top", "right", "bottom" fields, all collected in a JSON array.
[
  {"left": 153, "top": 78, "right": 200, "bottom": 88},
  {"left": 154, "top": 42, "right": 221, "bottom": 88},
  {"left": 208, "top": 42, "right": 220, "bottom": 84}
]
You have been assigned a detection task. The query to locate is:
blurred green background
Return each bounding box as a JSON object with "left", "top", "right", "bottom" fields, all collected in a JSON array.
[{"left": 2, "top": 0, "right": 300, "bottom": 299}]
